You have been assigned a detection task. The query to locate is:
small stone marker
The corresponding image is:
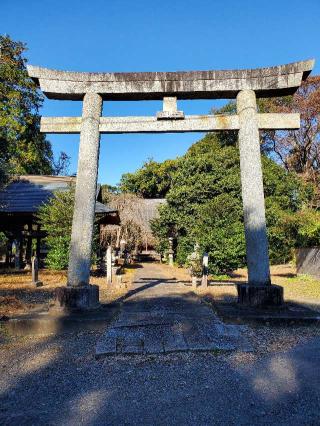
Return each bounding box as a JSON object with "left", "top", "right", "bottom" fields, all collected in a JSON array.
[
  {"left": 168, "top": 237, "right": 174, "bottom": 266},
  {"left": 32, "top": 255, "right": 43, "bottom": 287},
  {"left": 201, "top": 252, "right": 209, "bottom": 287},
  {"left": 106, "top": 246, "right": 112, "bottom": 284}
]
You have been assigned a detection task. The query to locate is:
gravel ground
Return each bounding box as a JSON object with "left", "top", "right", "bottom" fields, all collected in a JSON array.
[
  {"left": 0, "top": 324, "right": 320, "bottom": 425},
  {"left": 1, "top": 263, "right": 320, "bottom": 425}
]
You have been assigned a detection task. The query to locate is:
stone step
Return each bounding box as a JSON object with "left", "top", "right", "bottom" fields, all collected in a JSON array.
[{"left": 95, "top": 320, "right": 252, "bottom": 357}]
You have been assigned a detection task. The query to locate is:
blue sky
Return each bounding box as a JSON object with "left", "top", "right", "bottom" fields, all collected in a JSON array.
[{"left": 2, "top": 0, "right": 320, "bottom": 185}]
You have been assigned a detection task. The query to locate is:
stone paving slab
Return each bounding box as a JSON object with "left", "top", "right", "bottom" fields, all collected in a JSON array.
[
  {"left": 96, "top": 264, "right": 252, "bottom": 357},
  {"left": 114, "top": 311, "right": 220, "bottom": 328}
]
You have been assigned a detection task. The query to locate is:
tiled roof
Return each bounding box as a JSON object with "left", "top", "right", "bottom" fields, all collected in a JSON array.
[{"left": 0, "top": 175, "right": 116, "bottom": 214}]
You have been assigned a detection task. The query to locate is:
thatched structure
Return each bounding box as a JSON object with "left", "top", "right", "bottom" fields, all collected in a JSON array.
[{"left": 101, "top": 196, "right": 166, "bottom": 251}]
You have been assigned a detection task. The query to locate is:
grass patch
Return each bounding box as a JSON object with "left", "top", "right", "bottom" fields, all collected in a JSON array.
[
  {"left": 210, "top": 274, "right": 231, "bottom": 281},
  {"left": 285, "top": 274, "right": 316, "bottom": 283}
]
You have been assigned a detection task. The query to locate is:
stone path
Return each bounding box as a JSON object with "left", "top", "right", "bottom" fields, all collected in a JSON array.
[{"left": 96, "top": 263, "right": 251, "bottom": 356}]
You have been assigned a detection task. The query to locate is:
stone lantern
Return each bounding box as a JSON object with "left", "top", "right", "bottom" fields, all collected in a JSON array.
[{"left": 119, "top": 239, "right": 126, "bottom": 257}]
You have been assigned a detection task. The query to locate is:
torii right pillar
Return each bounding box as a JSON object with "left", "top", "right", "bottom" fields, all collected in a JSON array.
[{"left": 237, "top": 89, "right": 283, "bottom": 306}]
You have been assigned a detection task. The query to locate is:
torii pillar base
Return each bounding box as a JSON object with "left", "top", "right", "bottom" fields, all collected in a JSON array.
[
  {"left": 52, "top": 285, "right": 100, "bottom": 312},
  {"left": 237, "top": 284, "right": 283, "bottom": 307}
]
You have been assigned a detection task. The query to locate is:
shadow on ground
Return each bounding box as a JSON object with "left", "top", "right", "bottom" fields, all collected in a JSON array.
[
  {"left": 113, "top": 277, "right": 178, "bottom": 304},
  {"left": 1, "top": 315, "right": 320, "bottom": 424},
  {"left": 1, "top": 261, "right": 320, "bottom": 424}
]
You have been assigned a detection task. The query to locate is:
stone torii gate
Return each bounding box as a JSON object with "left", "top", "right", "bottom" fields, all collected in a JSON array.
[{"left": 28, "top": 59, "right": 314, "bottom": 310}]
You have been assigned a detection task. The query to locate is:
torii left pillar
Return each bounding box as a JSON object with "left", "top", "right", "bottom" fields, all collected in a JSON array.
[{"left": 55, "top": 93, "right": 102, "bottom": 310}]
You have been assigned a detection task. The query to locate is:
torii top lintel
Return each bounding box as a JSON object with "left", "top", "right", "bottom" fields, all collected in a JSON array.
[{"left": 27, "top": 59, "right": 314, "bottom": 101}]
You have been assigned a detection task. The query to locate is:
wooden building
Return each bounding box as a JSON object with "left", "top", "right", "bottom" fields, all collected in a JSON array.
[{"left": 0, "top": 175, "right": 120, "bottom": 268}]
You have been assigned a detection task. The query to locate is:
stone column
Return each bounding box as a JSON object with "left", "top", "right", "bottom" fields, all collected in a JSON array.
[
  {"left": 236, "top": 90, "right": 283, "bottom": 306},
  {"left": 32, "top": 256, "right": 38, "bottom": 283},
  {"left": 55, "top": 93, "right": 102, "bottom": 310},
  {"left": 68, "top": 92, "right": 102, "bottom": 287},
  {"left": 25, "top": 223, "right": 33, "bottom": 268}
]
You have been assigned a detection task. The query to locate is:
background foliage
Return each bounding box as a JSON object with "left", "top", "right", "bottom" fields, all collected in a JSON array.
[
  {"left": 37, "top": 185, "right": 99, "bottom": 270},
  {"left": 37, "top": 188, "right": 75, "bottom": 270},
  {"left": 37, "top": 187, "right": 100, "bottom": 270},
  {"left": 0, "top": 35, "right": 69, "bottom": 184},
  {"left": 120, "top": 159, "right": 178, "bottom": 198},
  {"left": 120, "top": 81, "right": 320, "bottom": 273},
  {"left": 101, "top": 190, "right": 157, "bottom": 251},
  {"left": 149, "top": 135, "right": 315, "bottom": 273}
]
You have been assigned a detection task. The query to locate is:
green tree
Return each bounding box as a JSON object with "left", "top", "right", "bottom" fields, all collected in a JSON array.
[
  {"left": 151, "top": 134, "right": 312, "bottom": 273},
  {"left": 259, "top": 76, "right": 320, "bottom": 207},
  {"left": 0, "top": 35, "right": 69, "bottom": 177},
  {"left": 37, "top": 189, "right": 75, "bottom": 269},
  {"left": 210, "top": 81, "right": 320, "bottom": 207},
  {"left": 120, "top": 159, "right": 178, "bottom": 198},
  {"left": 293, "top": 208, "right": 320, "bottom": 248},
  {"left": 38, "top": 187, "right": 100, "bottom": 270}
]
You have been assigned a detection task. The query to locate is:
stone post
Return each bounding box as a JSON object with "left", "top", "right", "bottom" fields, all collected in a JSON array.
[
  {"left": 106, "top": 246, "right": 112, "bottom": 284},
  {"left": 236, "top": 90, "right": 283, "bottom": 306},
  {"left": 32, "top": 255, "right": 38, "bottom": 283},
  {"left": 168, "top": 237, "right": 174, "bottom": 266},
  {"left": 32, "top": 255, "right": 42, "bottom": 287},
  {"left": 55, "top": 93, "right": 102, "bottom": 310}
]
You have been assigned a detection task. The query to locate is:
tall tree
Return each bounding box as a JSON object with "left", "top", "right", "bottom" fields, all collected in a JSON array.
[
  {"left": 0, "top": 35, "right": 69, "bottom": 177},
  {"left": 259, "top": 76, "right": 320, "bottom": 205},
  {"left": 120, "top": 159, "right": 178, "bottom": 198},
  {"left": 151, "top": 135, "right": 313, "bottom": 272},
  {"left": 210, "top": 82, "right": 320, "bottom": 206}
]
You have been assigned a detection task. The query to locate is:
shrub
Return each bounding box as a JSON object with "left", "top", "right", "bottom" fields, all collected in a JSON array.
[
  {"left": 45, "top": 235, "right": 70, "bottom": 270},
  {"left": 152, "top": 134, "right": 311, "bottom": 273},
  {"left": 37, "top": 188, "right": 74, "bottom": 270}
]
